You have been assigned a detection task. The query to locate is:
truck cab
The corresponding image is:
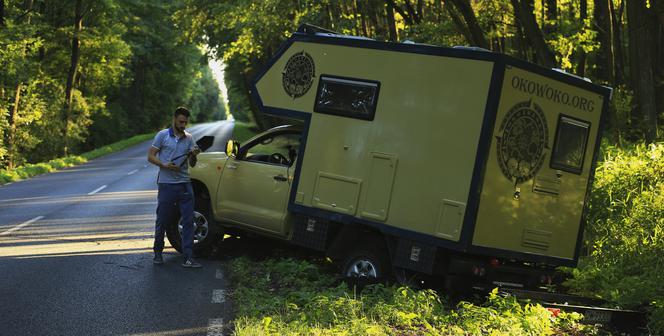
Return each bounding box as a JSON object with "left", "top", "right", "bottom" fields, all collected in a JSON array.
[{"left": 165, "top": 125, "right": 303, "bottom": 254}]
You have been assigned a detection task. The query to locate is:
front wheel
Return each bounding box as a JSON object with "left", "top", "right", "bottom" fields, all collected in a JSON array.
[{"left": 166, "top": 197, "right": 222, "bottom": 256}]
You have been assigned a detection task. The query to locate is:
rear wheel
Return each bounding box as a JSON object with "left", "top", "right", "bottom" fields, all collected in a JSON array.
[
  {"left": 166, "top": 196, "right": 222, "bottom": 256},
  {"left": 341, "top": 239, "right": 390, "bottom": 283}
]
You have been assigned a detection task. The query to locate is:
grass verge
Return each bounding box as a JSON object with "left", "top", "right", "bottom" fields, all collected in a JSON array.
[
  {"left": 0, "top": 132, "right": 156, "bottom": 185},
  {"left": 227, "top": 257, "right": 597, "bottom": 335},
  {"left": 232, "top": 121, "right": 260, "bottom": 143}
]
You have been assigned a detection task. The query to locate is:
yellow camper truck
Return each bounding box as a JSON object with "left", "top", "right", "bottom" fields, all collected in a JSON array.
[{"left": 176, "top": 25, "right": 610, "bottom": 293}]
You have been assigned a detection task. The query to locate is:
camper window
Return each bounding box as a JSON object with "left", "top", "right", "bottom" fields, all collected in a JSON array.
[
  {"left": 550, "top": 115, "right": 590, "bottom": 174},
  {"left": 314, "top": 75, "right": 379, "bottom": 120}
]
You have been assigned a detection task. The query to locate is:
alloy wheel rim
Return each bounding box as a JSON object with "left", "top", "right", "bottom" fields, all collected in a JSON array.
[
  {"left": 178, "top": 211, "right": 209, "bottom": 244},
  {"left": 346, "top": 259, "right": 378, "bottom": 278}
]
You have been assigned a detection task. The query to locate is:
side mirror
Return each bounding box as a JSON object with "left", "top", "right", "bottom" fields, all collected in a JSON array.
[
  {"left": 225, "top": 139, "right": 239, "bottom": 158},
  {"left": 196, "top": 135, "right": 214, "bottom": 152}
]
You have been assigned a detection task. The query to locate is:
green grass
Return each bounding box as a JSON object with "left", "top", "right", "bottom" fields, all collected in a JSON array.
[
  {"left": 232, "top": 121, "right": 260, "bottom": 143},
  {"left": 81, "top": 133, "right": 156, "bottom": 161},
  {"left": 0, "top": 132, "right": 156, "bottom": 185},
  {"left": 227, "top": 257, "right": 596, "bottom": 336}
]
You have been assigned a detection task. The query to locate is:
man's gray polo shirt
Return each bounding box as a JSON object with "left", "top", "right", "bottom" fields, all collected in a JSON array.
[{"left": 152, "top": 128, "right": 195, "bottom": 184}]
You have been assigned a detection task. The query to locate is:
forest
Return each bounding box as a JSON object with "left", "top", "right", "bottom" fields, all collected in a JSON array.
[
  {"left": 0, "top": 0, "right": 225, "bottom": 170},
  {"left": 176, "top": 0, "right": 663, "bottom": 144},
  {"left": 2, "top": 0, "right": 664, "bottom": 332}
]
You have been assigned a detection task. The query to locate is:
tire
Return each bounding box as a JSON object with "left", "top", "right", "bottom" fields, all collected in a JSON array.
[
  {"left": 341, "top": 240, "right": 390, "bottom": 283},
  {"left": 166, "top": 196, "right": 223, "bottom": 256}
]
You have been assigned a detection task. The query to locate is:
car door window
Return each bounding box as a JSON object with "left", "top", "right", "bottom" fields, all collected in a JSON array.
[{"left": 243, "top": 133, "right": 300, "bottom": 166}]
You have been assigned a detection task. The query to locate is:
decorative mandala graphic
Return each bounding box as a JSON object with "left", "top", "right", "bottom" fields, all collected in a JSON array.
[
  {"left": 282, "top": 51, "right": 315, "bottom": 99},
  {"left": 496, "top": 100, "right": 548, "bottom": 185}
]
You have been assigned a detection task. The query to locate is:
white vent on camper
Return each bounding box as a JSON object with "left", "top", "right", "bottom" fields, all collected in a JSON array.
[
  {"left": 552, "top": 68, "right": 592, "bottom": 83},
  {"left": 452, "top": 46, "right": 490, "bottom": 52}
]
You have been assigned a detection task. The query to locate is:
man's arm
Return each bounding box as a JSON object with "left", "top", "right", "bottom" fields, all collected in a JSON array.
[
  {"left": 148, "top": 146, "right": 179, "bottom": 172},
  {"left": 147, "top": 146, "right": 162, "bottom": 168}
]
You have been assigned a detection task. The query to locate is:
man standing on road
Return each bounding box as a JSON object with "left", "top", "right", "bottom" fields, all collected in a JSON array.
[{"left": 147, "top": 107, "right": 202, "bottom": 268}]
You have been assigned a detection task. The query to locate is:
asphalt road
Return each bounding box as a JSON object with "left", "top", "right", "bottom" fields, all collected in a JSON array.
[{"left": 0, "top": 120, "right": 235, "bottom": 336}]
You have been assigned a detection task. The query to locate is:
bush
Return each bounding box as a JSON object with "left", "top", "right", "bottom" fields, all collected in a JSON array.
[
  {"left": 567, "top": 142, "right": 664, "bottom": 333},
  {"left": 228, "top": 257, "right": 596, "bottom": 335}
]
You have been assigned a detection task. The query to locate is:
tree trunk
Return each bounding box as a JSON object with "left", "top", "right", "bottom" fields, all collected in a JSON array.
[
  {"left": 385, "top": 0, "right": 410, "bottom": 25},
  {"left": 514, "top": 13, "right": 529, "bottom": 61},
  {"left": 354, "top": 0, "right": 368, "bottom": 36},
  {"left": 435, "top": 0, "right": 442, "bottom": 21},
  {"left": 351, "top": 0, "right": 360, "bottom": 35},
  {"left": 609, "top": 0, "right": 626, "bottom": 84},
  {"left": 627, "top": 0, "right": 658, "bottom": 142},
  {"left": 653, "top": 0, "right": 664, "bottom": 25},
  {"left": 543, "top": 0, "right": 557, "bottom": 37},
  {"left": 650, "top": 1, "right": 664, "bottom": 138},
  {"left": 443, "top": 1, "right": 473, "bottom": 45},
  {"left": 63, "top": 0, "right": 83, "bottom": 156},
  {"left": 385, "top": 0, "right": 419, "bottom": 25},
  {"left": 323, "top": 3, "right": 333, "bottom": 29},
  {"left": 510, "top": 0, "right": 556, "bottom": 67},
  {"left": 594, "top": 0, "right": 613, "bottom": 82},
  {"left": 386, "top": 2, "right": 398, "bottom": 41},
  {"left": 448, "top": 0, "right": 489, "bottom": 49},
  {"left": 367, "top": 0, "right": 381, "bottom": 38},
  {"left": 575, "top": 0, "right": 587, "bottom": 77},
  {"left": 404, "top": 0, "right": 421, "bottom": 24},
  {"left": 1, "top": 0, "right": 5, "bottom": 27},
  {"left": 7, "top": 84, "right": 21, "bottom": 169},
  {"left": 6, "top": 0, "right": 34, "bottom": 168}
]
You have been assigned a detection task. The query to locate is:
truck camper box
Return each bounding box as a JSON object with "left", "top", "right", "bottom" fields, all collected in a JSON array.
[{"left": 248, "top": 24, "right": 609, "bottom": 282}]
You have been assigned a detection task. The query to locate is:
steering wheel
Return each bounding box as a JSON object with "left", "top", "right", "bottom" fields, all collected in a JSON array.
[{"left": 269, "top": 153, "right": 290, "bottom": 165}]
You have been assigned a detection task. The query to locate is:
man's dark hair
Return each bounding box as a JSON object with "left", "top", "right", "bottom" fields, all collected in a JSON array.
[{"left": 174, "top": 106, "right": 190, "bottom": 118}]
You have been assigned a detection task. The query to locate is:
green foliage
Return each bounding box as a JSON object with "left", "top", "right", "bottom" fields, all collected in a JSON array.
[
  {"left": 228, "top": 257, "right": 596, "bottom": 335},
  {"left": 568, "top": 142, "right": 664, "bottom": 333},
  {"left": 176, "top": 0, "right": 328, "bottom": 126},
  {"left": 0, "top": 0, "right": 222, "bottom": 170},
  {"left": 232, "top": 121, "right": 260, "bottom": 143},
  {"left": 0, "top": 156, "right": 85, "bottom": 185},
  {"left": 187, "top": 65, "right": 226, "bottom": 123}
]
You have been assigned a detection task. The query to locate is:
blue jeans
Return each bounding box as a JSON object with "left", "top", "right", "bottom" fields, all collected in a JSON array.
[{"left": 154, "top": 183, "right": 194, "bottom": 260}]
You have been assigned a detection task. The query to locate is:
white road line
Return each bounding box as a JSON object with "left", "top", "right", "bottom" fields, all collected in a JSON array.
[
  {"left": 207, "top": 318, "right": 224, "bottom": 336},
  {"left": 0, "top": 216, "right": 44, "bottom": 236},
  {"left": 127, "top": 169, "right": 139, "bottom": 175},
  {"left": 4, "top": 182, "right": 12, "bottom": 186},
  {"left": 88, "top": 185, "right": 107, "bottom": 195},
  {"left": 215, "top": 268, "right": 223, "bottom": 280},
  {"left": 211, "top": 289, "right": 226, "bottom": 303}
]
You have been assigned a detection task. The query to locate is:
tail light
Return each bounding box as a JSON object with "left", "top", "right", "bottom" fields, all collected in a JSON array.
[{"left": 472, "top": 266, "right": 486, "bottom": 277}]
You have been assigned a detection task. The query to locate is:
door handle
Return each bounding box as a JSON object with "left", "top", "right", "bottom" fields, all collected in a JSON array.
[
  {"left": 273, "top": 175, "right": 288, "bottom": 181},
  {"left": 227, "top": 164, "right": 237, "bottom": 170}
]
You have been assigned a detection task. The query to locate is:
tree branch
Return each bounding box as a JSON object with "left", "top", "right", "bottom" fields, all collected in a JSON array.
[{"left": 384, "top": 0, "right": 413, "bottom": 25}]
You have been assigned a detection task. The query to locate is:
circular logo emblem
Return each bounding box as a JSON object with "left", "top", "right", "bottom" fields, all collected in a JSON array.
[
  {"left": 282, "top": 51, "right": 315, "bottom": 99},
  {"left": 496, "top": 100, "right": 548, "bottom": 185}
]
